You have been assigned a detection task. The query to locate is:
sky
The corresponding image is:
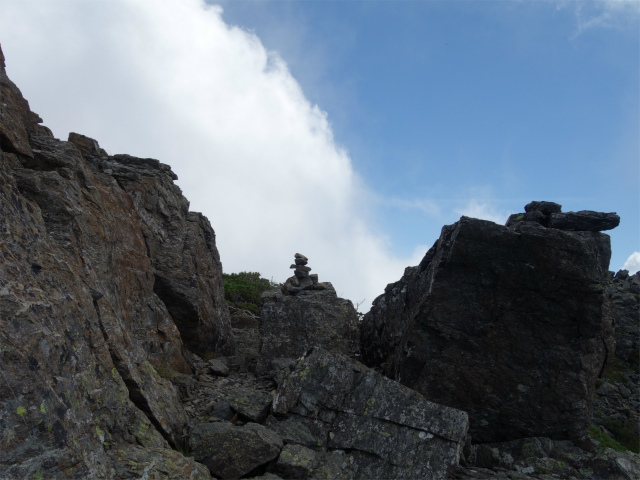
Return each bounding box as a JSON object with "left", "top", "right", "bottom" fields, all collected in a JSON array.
[{"left": 1, "top": 0, "right": 638, "bottom": 311}]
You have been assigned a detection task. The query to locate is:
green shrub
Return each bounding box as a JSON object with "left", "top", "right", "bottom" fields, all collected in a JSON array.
[
  {"left": 603, "top": 357, "right": 631, "bottom": 383},
  {"left": 222, "top": 272, "right": 280, "bottom": 314},
  {"left": 589, "top": 425, "right": 627, "bottom": 453},
  {"left": 601, "top": 417, "right": 640, "bottom": 453}
]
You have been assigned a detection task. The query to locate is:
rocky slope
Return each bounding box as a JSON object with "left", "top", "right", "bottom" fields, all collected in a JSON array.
[
  {"left": 1, "top": 43, "right": 639, "bottom": 480},
  {"left": 0, "top": 44, "right": 229, "bottom": 478}
]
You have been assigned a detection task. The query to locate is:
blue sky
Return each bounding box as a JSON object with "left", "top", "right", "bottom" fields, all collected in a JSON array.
[
  {"left": 1, "top": 0, "right": 638, "bottom": 308},
  {"left": 217, "top": 0, "right": 639, "bottom": 265}
]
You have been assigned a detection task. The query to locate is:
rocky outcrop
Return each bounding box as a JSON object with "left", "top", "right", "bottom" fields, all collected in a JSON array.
[
  {"left": 361, "top": 203, "right": 616, "bottom": 444},
  {"left": 505, "top": 201, "right": 620, "bottom": 231},
  {"left": 271, "top": 347, "right": 469, "bottom": 479},
  {"left": 0, "top": 44, "right": 231, "bottom": 478},
  {"left": 259, "top": 283, "right": 360, "bottom": 374},
  {"left": 68, "top": 134, "right": 234, "bottom": 357}
]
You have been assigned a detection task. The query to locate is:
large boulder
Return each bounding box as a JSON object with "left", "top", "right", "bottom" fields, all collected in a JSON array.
[
  {"left": 271, "top": 347, "right": 469, "bottom": 479},
  {"left": 258, "top": 286, "right": 360, "bottom": 373},
  {"left": 190, "top": 422, "right": 283, "bottom": 479},
  {"left": 361, "top": 211, "right": 615, "bottom": 444}
]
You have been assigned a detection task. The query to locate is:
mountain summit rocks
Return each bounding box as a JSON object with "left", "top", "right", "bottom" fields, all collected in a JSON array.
[
  {"left": 506, "top": 200, "right": 620, "bottom": 231},
  {"left": 361, "top": 202, "right": 618, "bottom": 444}
]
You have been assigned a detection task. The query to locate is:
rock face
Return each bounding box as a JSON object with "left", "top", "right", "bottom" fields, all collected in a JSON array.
[
  {"left": 75, "top": 141, "right": 234, "bottom": 357},
  {"left": 361, "top": 203, "right": 616, "bottom": 444},
  {"left": 0, "top": 44, "right": 230, "bottom": 478},
  {"left": 259, "top": 284, "right": 360, "bottom": 373},
  {"left": 605, "top": 270, "right": 640, "bottom": 367},
  {"left": 272, "top": 347, "right": 469, "bottom": 479}
]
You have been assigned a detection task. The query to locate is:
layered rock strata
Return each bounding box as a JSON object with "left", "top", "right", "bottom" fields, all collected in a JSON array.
[{"left": 361, "top": 202, "right": 617, "bottom": 444}]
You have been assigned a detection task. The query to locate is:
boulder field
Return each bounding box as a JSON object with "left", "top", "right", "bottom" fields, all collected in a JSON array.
[{"left": 1, "top": 44, "right": 638, "bottom": 479}]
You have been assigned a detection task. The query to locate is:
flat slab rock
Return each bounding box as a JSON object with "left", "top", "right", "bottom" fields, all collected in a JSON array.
[{"left": 272, "top": 347, "right": 468, "bottom": 479}]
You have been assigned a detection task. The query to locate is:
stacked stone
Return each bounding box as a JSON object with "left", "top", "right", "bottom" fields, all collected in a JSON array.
[
  {"left": 505, "top": 200, "right": 620, "bottom": 231},
  {"left": 281, "top": 253, "right": 327, "bottom": 295}
]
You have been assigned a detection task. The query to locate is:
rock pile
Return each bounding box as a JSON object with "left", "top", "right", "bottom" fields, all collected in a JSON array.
[{"left": 281, "top": 253, "right": 327, "bottom": 295}]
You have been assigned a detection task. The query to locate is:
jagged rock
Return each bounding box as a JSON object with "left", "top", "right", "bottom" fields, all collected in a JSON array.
[
  {"left": 225, "top": 387, "right": 273, "bottom": 423},
  {"left": 0, "top": 45, "right": 34, "bottom": 157},
  {"left": 272, "top": 347, "right": 468, "bottom": 479},
  {"left": 525, "top": 200, "right": 562, "bottom": 215},
  {"left": 190, "top": 422, "right": 283, "bottom": 479},
  {"left": 550, "top": 210, "right": 620, "bottom": 231},
  {"left": 361, "top": 213, "right": 615, "bottom": 444},
  {"left": 208, "top": 358, "right": 230, "bottom": 376},
  {"left": 0, "top": 45, "right": 219, "bottom": 477},
  {"left": 258, "top": 287, "right": 360, "bottom": 373},
  {"left": 102, "top": 152, "right": 234, "bottom": 356},
  {"left": 68, "top": 131, "right": 107, "bottom": 158}
]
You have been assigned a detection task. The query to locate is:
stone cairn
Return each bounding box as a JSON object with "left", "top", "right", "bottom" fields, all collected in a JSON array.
[{"left": 281, "top": 253, "right": 328, "bottom": 295}]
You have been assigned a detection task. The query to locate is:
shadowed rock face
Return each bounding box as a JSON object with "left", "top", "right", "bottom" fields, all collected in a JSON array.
[
  {"left": 361, "top": 213, "right": 615, "bottom": 444},
  {"left": 0, "top": 44, "right": 225, "bottom": 478}
]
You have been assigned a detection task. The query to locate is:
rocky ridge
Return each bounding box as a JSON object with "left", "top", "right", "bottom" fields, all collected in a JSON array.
[{"left": 1, "top": 43, "right": 639, "bottom": 479}]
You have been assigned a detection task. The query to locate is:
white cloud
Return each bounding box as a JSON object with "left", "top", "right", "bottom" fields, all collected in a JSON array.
[
  {"left": 623, "top": 252, "right": 640, "bottom": 275},
  {"left": 454, "top": 199, "right": 509, "bottom": 225},
  {"left": 563, "top": 0, "right": 640, "bottom": 36},
  {"left": 0, "top": 0, "right": 420, "bottom": 312}
]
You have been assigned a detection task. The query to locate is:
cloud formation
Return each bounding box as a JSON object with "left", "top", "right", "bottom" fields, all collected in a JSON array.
[
  {"left": 622, "top": 252, "right": 640, "bottom": 275},
  {"left": 0, "top": 0, "right": 426, "bottom": 310},
  {"left": 455, "top": 199, "right": 509, "bottom": 225},
  {"left": 564, "top": 0, "right": 640, "bottom": 36}
]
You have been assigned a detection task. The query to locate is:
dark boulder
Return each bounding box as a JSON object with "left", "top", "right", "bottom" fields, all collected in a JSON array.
[
  {"left": 190, "top": 422, "right": 283, "bottom": 479},
  {"left": 361, "top": 213, "right": 615, "bottom": 444},
  {"left": 272, "top": 347, "right": 468, "bottom": 479}
]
